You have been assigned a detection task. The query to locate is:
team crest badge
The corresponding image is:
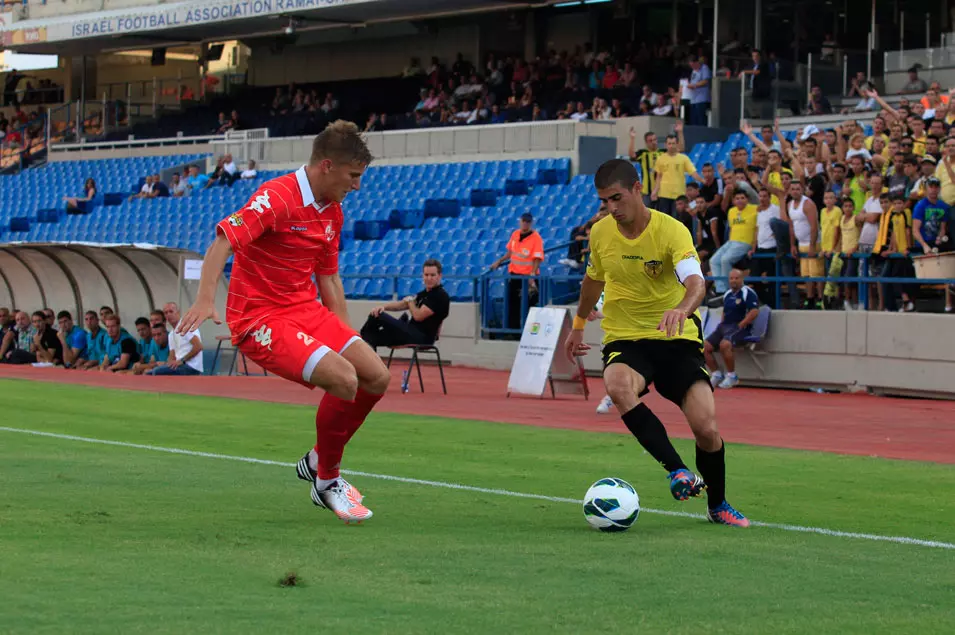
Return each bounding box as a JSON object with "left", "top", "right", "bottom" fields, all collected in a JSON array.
[
  {"left": 228, "top": 213, "right": 243, "bottom": 227},
  {"left": 644, "top": 260, "right": 664, "bottom": 278}
]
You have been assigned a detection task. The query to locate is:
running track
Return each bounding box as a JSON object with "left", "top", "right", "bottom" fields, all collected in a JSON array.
[{"left": 4, "top": 365, "right": 954, "bottom": 464}]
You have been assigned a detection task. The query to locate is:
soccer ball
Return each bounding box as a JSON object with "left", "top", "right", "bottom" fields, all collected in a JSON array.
[{"left": 582, "top": 477, "right": 640, "bottom": 532}]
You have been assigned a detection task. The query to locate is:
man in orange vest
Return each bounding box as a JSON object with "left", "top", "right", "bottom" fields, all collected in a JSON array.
[{"left": 490, "top": 212, "right": 545, "bottom": 332}]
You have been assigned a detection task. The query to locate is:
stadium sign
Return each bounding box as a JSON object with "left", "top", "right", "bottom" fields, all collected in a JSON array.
[{"left": 7, "top": 0, "right": 378, "bottom": 45}]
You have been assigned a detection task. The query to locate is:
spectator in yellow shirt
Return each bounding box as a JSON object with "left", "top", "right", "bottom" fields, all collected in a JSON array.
[
  {"left": 936, "top": 138, "right": 955, "bottom": 205},
  {"left": 833, "top": 197, "right": 861, "bottom": 309},
  {"left": 820, "top": 191, "right": 842, "bottom": 256},
  {"left": 709, "top": 191, "right": 758, "bottom": 294},
  {"left": 650, "top": 133, "right": 703, "bottom": 217}
]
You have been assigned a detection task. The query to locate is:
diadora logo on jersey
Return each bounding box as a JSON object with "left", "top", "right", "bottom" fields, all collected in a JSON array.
[
  {"left": 296, "top": 332, "right": 315, "bottom": 346},
  {"left": 228, "top": 213, "right": 243, "bottom": 227},
  {"left": 251, "top": 325, "right": 273, "bottom": 349},
  {"left": 248, "top": 191, "right": 272, "bottom": 214},
  {"left": 290, "top": 225, "right": 307, "bottom": 232},
  {"left": 622, "top": 254, "right": 644, "bottom": 260}
]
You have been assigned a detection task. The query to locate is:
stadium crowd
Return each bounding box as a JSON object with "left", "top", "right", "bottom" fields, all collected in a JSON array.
[{"left": 624, "top": 83, "right": 954, "bottom": 312}]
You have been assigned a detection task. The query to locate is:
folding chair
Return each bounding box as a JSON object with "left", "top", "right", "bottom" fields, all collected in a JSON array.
[
  {"left": 209, "top": 334, "right": 268, "bottom": 376},
  {"left": 385, "top": 332, "right": 447, "bottom": 394}
]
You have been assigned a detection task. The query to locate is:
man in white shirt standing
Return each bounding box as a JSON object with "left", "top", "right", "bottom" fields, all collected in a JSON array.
[
  {"left": 751, "top": 187, "right": 781, "bottom": 305},
  {"left": 147, "top": 302, "right": 203, "bottom": 376}
]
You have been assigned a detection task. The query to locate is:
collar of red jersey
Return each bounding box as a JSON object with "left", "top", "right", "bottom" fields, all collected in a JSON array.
[{"left": 295, "top": 165, "right": 334, "bottom": 211}]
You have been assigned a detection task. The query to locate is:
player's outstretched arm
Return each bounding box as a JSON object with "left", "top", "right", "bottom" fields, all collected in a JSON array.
[{"left": 177, "top": 235, "right": 232, "bottom": 335}]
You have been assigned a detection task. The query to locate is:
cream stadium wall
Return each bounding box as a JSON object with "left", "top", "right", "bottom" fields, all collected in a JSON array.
[
  {"left": 346, "top": 300, "right": 955, "bottom": 399},
  {"left": 0, "top": 245, "right": 229, "bottom": 343}
]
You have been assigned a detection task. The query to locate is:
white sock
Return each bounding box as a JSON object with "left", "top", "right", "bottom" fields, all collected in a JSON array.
[
  {"left": 727, "top": 372, "right": 737, "bottom": 378},
  {"left": 307, "top": 449, "right": 318, "bottom": 471},
  {"left": 315, "top": 477, "right": 338, "bottom": 491}
]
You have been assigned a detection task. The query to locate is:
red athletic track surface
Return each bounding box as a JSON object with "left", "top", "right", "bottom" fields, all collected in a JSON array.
[{"left": 3, "top": 364, "right": 954, "bottom": 464}]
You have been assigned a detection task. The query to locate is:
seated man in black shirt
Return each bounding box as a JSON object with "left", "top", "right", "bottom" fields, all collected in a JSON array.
[
  {"left": 360, "top": 258, "right": 450, "bottom": 349},
  {"left": 32, "top": 310, "right": 64, "bottom": 365}
]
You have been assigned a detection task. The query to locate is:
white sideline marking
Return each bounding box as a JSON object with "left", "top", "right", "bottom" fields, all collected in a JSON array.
[{"left": 3, "top": 426, "right": 954, "bottom": 551}]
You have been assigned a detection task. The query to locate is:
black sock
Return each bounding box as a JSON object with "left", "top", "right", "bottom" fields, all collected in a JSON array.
[
  {"left": 621, "top": 404, "right": 687, "bottom": 473},
  {"left": 696, "top": 442, "right": 726, "bottom": 510}
]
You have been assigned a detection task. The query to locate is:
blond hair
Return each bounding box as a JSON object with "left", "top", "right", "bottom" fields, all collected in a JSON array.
[{"left": 310, "top": 120, "right": 373, "bottom": 166}]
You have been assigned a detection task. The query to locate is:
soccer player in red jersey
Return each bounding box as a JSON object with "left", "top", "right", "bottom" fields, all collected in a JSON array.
[{"left": 177, "top": 121, "right": 390, "bottom": 523}]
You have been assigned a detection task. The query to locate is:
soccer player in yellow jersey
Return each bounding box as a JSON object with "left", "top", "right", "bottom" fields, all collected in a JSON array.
[{"left": 565, "top": 159, "right": 749, "bottom": 528}]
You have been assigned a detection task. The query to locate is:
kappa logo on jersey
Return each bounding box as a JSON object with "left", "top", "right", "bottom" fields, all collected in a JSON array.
[
  {"left": 228, "top": 213, "right": 243, "bottom": 227},
  {"left": 644, "top": 260, "right": 664, "bottom": 278},
  {"left": 324, "top": 222, "right": 336, "bottom": 243},
  {"left": 251, "top": 325, "right": 273, "bottom": 349},
  {"left": 248, "top": 191, "right": 272, "bottom": 214},
  {"left": 296, "top": 332, "right": 315, "bottom": 346},
  {"left": 290, "top": 225, "right": 307, "bottom": 232}
]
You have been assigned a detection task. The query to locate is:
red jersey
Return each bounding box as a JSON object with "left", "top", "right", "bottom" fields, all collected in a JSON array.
[{"left": 216, "top": 166, "right": 343, "bottom": 343}]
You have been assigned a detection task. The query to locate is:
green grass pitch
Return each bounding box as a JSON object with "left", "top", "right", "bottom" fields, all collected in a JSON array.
[{"left": 2, "top": 380, "right": 954, "bottom": 634}]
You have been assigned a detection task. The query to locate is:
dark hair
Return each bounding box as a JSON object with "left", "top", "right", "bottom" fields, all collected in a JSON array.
[
  {"left": 32, "top": 310, "right": 45, "bottom": 320},
  {"left": 422, "top": 258, "right": 443, "bottom": 274},
  {"left": 686, "top": 182, "right": 699, "bottom": 189},
  {"left": 594, "top": 159, "right": 640, "bottom": 190},
  {"left": 135, "top": 317, "right": 150, "bottom": 327},
  {"left": 676, "top": 195, "right": 688, "bottom": 203},
  {"left": 57, "top": 310, "right": 72, "bottom": 320},
  {"left": 151, "top": 322, "right": 166, "bottom": 331},
  {"left": 85, "top": 310, "right": 97, "bottom": 318},
  {"left": 643, "top": 131, "right": 655, "bottom": 141},
  {"left": 841, "top": 197, "right": 855, "bottom": 207},
  {"left": 903, "top": 156, "right": 919, "bottom": 166},
  {"left": 734, "top": 190, "right": 749, "bottom": 198},
  {"left": 701, "top": 162, "right": 713, "bottom": 170},
  {"left": 100, "top": 305, "right": 113, "bottom": 313},
  {"left": 733, "top": 167, "right": 747, "bottom": 175},
  {"left": 665, "top": 134, "right": 678, "bottom": 143},
  {"left": 310, "top": 119, "right": 373, "bottom": 166}
]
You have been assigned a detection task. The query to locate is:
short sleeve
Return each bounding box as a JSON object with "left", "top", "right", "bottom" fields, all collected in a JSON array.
[
  {"left": 668, "top": 221, "right": 699, "bottom": 266},
  {"left": 683, "top": 155, "right": 697, "bottom": 175},
  {"left": 585, "top": 228, "right": 605, "bottom": 282},
  {"left": 216, "top": 184, "right": 289, "bottom": 252},
  {"left": 745, "top": 288, "right": 760, "bottom": 310},
  {"left": 531, "top": 233, "right": 545, "bottom": 260},
  {"left": 71, "top": 330, "right": 88, "bottom": 350}
]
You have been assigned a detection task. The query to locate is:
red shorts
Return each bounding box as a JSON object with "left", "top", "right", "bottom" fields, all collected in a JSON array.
[{"left": 236, "top": 303, "right": 360, "bottom": 389}]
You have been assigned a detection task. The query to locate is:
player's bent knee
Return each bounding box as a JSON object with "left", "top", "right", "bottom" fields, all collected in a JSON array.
[
  {"left": 305, "top": 347, "right": 360, "bottom": 401},
  {"left": 363, "top": 363, "right": 391, "bottom": 395},
  {"left": 719, "top": 339, "right": 733, "bottom": 353}
]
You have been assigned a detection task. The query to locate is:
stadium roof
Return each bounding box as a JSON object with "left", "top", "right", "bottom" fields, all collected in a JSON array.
[{"left": 2, "top": 0, "right": 542, "bottom": 56}]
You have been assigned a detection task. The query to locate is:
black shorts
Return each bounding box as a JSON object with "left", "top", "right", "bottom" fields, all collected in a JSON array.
[{"left": 602, "top": 339, "right": 712, "bottom": 406}]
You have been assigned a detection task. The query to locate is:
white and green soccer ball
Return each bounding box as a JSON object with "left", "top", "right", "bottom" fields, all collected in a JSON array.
[{"left": 582, "top": 477, "right": 640, "bottom": 532}]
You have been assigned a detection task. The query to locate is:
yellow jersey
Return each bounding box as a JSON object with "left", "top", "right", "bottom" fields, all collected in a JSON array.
[
  {"left": 839, "top": 213, "right": 860, "bottom": 252},
  {"left": 654, "top": 153, "right": 696, "bottom": 200},
  {"left": 727, "top": 204, "right": 758, "bottom": 244},
  {"left": 821, "top": 206, "right": 842, "bottom": 251},
  {"left": 586, "top": 211, "right": 703, "bottom": 346},
  {"left": 634, "top": 149, "right": 663, "bottom": 195}
]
